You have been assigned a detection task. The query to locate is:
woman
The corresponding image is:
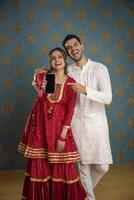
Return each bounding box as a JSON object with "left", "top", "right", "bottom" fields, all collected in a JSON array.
[{"left": 18, "top": 47, "right": 88, "bottom": 200}]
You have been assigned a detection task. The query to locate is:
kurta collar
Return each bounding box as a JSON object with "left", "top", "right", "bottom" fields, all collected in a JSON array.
[{"left": 73, "top": 58, "right": 91, "bottom": 72}]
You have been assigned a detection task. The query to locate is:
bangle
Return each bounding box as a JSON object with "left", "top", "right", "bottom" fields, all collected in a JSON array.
[{"left": 58, "top": 135, "right": 66, "bottom": 142}]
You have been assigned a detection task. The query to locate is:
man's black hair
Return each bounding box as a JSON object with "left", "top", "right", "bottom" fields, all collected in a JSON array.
[{"left": 62, "top": 34, "right": 81, "bottom": 50}]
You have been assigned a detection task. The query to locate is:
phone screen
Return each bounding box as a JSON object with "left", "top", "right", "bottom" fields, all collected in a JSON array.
[{"left": 45, "top": 73, "right": 55, "bottom": 93}]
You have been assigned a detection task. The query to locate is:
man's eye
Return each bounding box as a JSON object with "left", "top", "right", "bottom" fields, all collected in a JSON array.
[{"left": 67, "top": 46, "right": 71, "bottom": 50}]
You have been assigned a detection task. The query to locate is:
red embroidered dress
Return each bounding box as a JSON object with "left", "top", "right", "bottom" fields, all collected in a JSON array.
[{"left": 18, "top": 72, "right": 88, "bottom": 200}]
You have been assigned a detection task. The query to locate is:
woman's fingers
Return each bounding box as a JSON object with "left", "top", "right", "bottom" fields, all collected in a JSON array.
[{"left": 42, "top": 80, "right": 47, "bottom": 90}]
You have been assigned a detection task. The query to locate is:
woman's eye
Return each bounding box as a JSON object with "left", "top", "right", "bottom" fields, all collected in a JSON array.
[{"left": 51, "top": 57, "right": 55, "bottom": 61}]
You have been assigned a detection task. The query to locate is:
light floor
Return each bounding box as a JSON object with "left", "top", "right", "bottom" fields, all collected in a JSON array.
[{"left": 0, "top": 164, "right": 134, "bottom": 200}]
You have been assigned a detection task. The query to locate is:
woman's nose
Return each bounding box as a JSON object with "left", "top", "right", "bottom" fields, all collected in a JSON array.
[{"left": 55, "top": 57, "right": 59, "bottom": 62}]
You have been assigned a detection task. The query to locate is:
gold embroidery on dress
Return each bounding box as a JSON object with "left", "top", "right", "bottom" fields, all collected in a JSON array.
[
  {"left": 49, "top": 83, "right": 62, "bottom": 101},
  {"left": 47, "top": 82, "right": 65, "bottom": 103}
]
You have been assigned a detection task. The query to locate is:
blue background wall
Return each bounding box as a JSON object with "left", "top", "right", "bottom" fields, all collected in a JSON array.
[{"left": 0, "top": 0, "right": 133, "bottom": 170}]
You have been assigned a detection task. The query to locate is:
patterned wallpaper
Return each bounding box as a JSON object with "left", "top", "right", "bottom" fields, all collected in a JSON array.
[{"left": 0, "top": 0, "right": 133, "bottom": 170}]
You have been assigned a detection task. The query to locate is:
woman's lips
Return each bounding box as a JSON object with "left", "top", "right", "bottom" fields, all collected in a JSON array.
[{"left": 55, "top": 63, "right": 62, "bottom": 66}]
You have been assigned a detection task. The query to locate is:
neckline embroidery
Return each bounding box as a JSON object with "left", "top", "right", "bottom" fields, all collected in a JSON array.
[{"left": 48, "top": 83, "right": 62, "bottom": 101}]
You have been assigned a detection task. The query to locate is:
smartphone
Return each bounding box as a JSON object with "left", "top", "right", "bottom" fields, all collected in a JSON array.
[{"left": 45, "top": 73, "right": 55, "bottom": 93}]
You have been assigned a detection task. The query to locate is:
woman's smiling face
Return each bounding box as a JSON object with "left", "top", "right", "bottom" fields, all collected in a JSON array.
[{"left": 49, "top": 50, "right": 66, "bottom": 72}]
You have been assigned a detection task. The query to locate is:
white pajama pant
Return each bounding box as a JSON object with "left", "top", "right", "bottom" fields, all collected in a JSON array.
[{"left": 78, "top": 163, "right": 109, "bottom": 200}]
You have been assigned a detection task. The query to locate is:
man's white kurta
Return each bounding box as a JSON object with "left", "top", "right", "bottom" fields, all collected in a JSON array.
[{"left": 68, "top": 59, "right": 113, "bottom": 164}]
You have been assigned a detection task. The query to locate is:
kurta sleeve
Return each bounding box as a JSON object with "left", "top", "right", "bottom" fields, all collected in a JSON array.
[
  {"left": 86, "top": 65, "right": 112, "bottom": 104},
  {"left": 63, "top": 84, "right": 77, "bottom": 127}
]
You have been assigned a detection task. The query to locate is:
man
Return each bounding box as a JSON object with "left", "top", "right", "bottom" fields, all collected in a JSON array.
[{"left": 62, "top": 34, "right": 113, "bottom": 200}]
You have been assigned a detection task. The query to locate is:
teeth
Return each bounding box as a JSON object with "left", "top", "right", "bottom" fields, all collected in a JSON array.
[
  {"left": 72, "top": 51, "right": 79, "bottom": 56},
  {"left": 73, "top": 53, "right": 78, "bottom": 57}
]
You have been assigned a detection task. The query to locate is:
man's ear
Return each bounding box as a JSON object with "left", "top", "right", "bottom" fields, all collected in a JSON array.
[{"left": 81, "top": 44, "right": 84, "bottom": 50}]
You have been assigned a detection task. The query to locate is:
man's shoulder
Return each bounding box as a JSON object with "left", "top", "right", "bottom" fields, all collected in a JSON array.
[
  {"left": 88, "top": 59, "right": 109, "bottom": 76},
  {"left": 89, "top": 59, "right": 107, "bottom": 70}
]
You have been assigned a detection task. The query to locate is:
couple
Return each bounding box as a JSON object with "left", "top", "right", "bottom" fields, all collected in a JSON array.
[{"left": 18, "top": 34, "right": 113, "bottom": 200}]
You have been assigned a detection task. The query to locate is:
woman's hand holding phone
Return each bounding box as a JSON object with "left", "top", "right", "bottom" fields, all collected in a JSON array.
[
  {"left": 32, "top": 69, "right": 55, "bottom": 94},
  {"left": 32, "top": 69, "right": 47, "bottom": 93}
]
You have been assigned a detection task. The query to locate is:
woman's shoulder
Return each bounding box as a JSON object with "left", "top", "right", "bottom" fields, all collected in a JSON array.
[{"left": 67, "top": 75, "right": 76, "bottom": 83}]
